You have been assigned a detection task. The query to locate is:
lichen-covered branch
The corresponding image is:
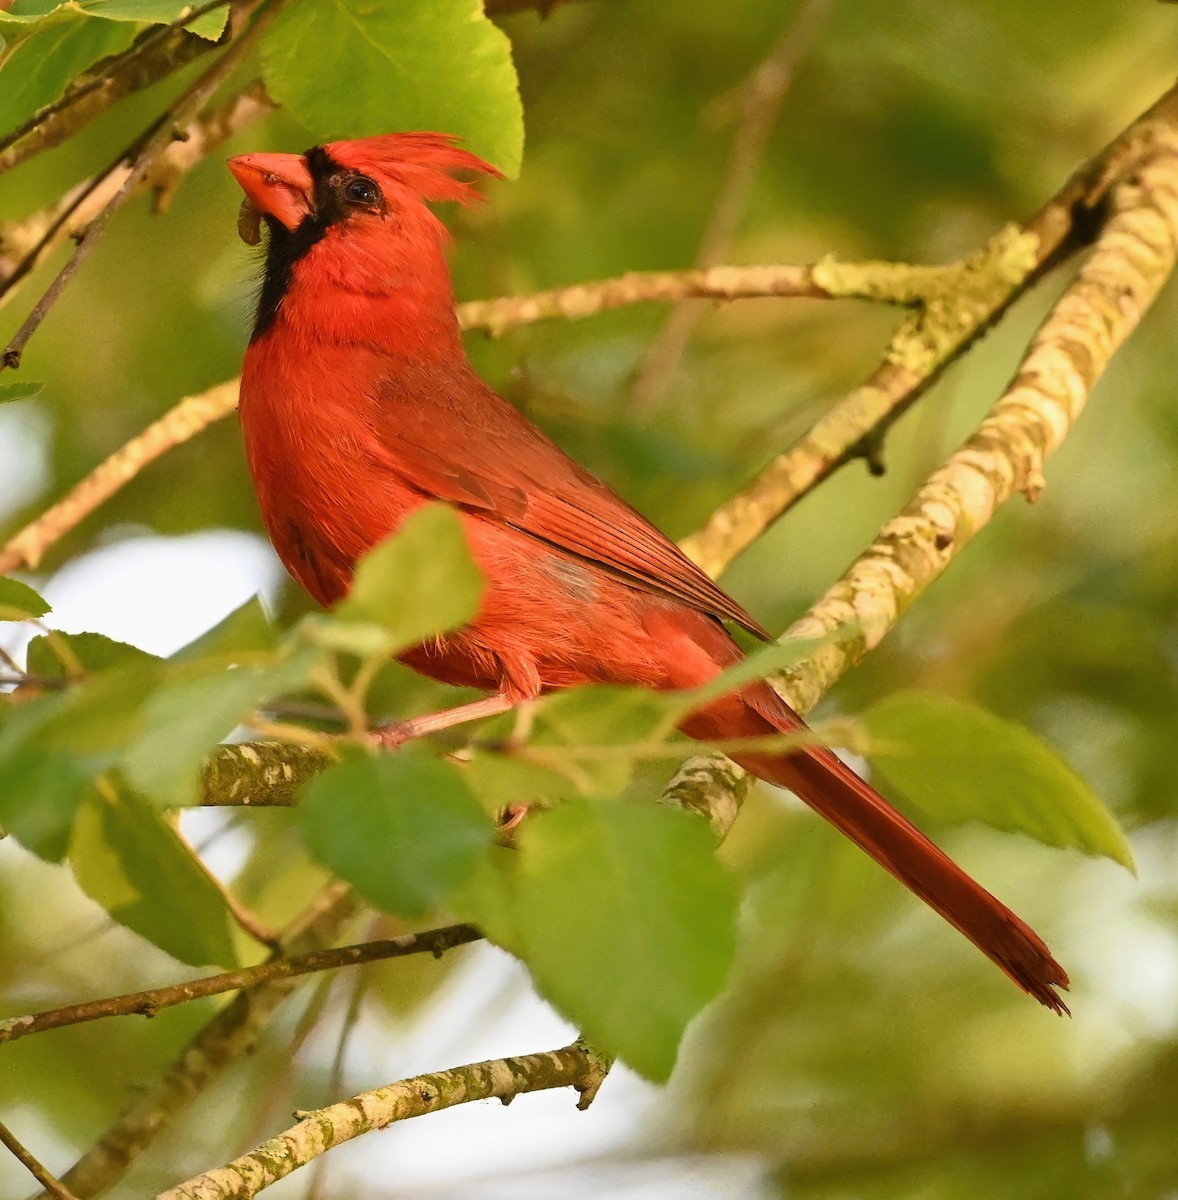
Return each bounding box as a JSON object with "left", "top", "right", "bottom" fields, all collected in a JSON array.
[
  {"left": 669, "top": 129, "right": 1178, "bottom": 830},
  {"left": 39, "top": 883, "right": 356, "bottom": 1200},
  {"left": 680, "top": 82, "right": 1178, "bottom": 577},
  {"left": 155, "top": 1041, "right": 612, "bottom": 1200},
  {"left": 777, "top": 132, "right": 1178, "bottom": 711},
  {"left": 198, "top": 740, "right": 332, "bottom": 807}
]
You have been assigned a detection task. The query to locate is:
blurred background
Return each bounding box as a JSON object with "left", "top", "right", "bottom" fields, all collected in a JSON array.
[{"left": 2, "top": 0, "right": 1178, "bottom": 1196}]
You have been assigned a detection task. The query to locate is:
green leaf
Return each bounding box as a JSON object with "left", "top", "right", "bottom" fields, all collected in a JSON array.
[
  {"left": 121, "top": 650, "right": 317, "bottom": 806},
  {"left": 458, "top": 749, "right": 575, "bottom": 816},
  {"left": 174, "top": 595, "right": 277, "bottom": 661},
  {"left": 496, "top": 800, "right": 738, "bottom": 1081},
  {"left": 862, "top": 690, "right": 1135, "bottom": 871},
  {"left": 76, "top": 1, "right": 227, "bottom": 38},
  {"left": 505, "top": 685, "right": 683, "bottom": 797},
  {"left": 335, "top": 504, "right": 485, "bottom": 654},
  {"left": 690, "top": 632, "right": 850, "bottom": 705},
  {"left": 261, "top": 0, "right": 523, "bottom": 177},
  {"left": 26, "top": 630, "right": 158, "bottom": 676},
  {"left": 0, "top": 577, "right": 50, "bottom": 620},
  {"left": 0, "top": 6, "right": 135, "bottom": 135},
  {"left": 0, "top": 380, "right": 44, "bottom": 403},
  {"left": 0, "top": 695, "right": 92, "bottom": 860},
  {"left": 4, "top": 0, "right": 226, "bottom": 38},
  {"left": 299, "top": 750, "right": 495, "bottom": 917},
  {"left": 69, "top": 783, "right": 243, "bottom": 966},
  {"left": 33, "top": 659, "right": 166, "bottom": 756}
]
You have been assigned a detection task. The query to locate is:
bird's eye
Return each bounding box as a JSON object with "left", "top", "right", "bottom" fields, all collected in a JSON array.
[{"left": 344, "top": 176, "right": 380, "bottom": 206}]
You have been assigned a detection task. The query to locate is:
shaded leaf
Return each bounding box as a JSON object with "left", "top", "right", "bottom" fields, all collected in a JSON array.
[
  {"left": 499, "top": 799, "right": 739, "bottom": 1081},
  {"left": 299, "top": 750, "right": 495, "bottom": 917},
  {"left": 4, "top": 0, "right": 226, "bottom": 37},
  {"left": 0, "top": 380, "right": 44, "bottom": 403},
  {"left": 69, "top": 783, "right": 243, "bottom": 966},
  {"left": 261, "top": 0, "right": 523, "bottom": 176},
  {"left": 0, "top": 694, "right": 90, "bottom": 860},
  {"left": 121, "top": 650, "right": 317, "bottom": 806},
  {"left": 862, "top": 690, "right": 1134, "bottom": 871}
]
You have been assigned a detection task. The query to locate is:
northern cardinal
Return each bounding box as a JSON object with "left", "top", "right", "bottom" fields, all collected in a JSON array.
[{"left": 228, "top": 134, "right": 1068, "bottom": 1012}]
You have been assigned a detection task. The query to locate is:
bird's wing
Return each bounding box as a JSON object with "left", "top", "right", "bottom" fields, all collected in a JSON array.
[{"left": 369, "top": 365, "right": 770, "bottom": 640}]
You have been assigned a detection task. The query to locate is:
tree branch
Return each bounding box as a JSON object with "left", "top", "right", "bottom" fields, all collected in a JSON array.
[
  {"left": 38, "top": 883, "right": 357, "bottom": 1200},
  {"left": 0, "top": 258, "right": 942, "bottom": 574},
  {"left": 0, "top": 924, "right": 481, "bottom": 1045},
  {"left": 0, "top": 16, "right": 221, "bottom": 175},
  {"left": 0, "top": 380, "right": 239, "bottom": 574},
  {"left": 7, "top": 81, "right": 1176, "bottom": 579},
  {"left": 666, "top": 124, "right": 1178, "bottom": 830},
  {"left": 0, "top": 1120, "right": 80, "bottom": 1200},
  {"left": 154, "top": 1040, "right": 612, "bottom": 1200},
  {"left": 2, "top": 1, "right": 283, "bottom": 369}
]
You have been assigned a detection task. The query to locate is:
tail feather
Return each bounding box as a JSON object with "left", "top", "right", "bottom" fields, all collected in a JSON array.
[{"left": 682, "top": 683, "right": 1070, "bottom": 1013}]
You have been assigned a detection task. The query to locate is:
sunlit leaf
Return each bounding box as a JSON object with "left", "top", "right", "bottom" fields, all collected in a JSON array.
[
  {"left": 0, "top": 6, "right": 135, "bottom": 133},
  {"left": 0, "top": 577, "right": 50, "bottom": 620},
  {"left": 69, "top": 782, "right": 244, "bottom": 966},
  {"left": 863, "top": 690, "right": 1135, "bottom": 871},
  {"left": 502, "top": 799, "right": 739, "bottom": 1081},
  {"left": 174, "top": 595, "right": 277, "bottom": 661},
  {"left": 26, "top": 630, "right": 158, "bottom": 675},
  {"left": 506, "top": 684, "right": 683, "bottom": 796},
  {"left": 299, "top": 750, "right": 495, "bottom": 917},
  {"left": 334, "top": 504, "right": 485, "bottom": 654},
  {"left": 3, "top": 0, "right": 226, "bottom": 37},
  {"left": 261, "top": 0, "right": 523, "bottom": 176}
]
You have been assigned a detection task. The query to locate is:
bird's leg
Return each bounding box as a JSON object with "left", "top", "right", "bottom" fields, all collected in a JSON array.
[{"left": 373, "top": 694, "right": 515, "bottom": 749}]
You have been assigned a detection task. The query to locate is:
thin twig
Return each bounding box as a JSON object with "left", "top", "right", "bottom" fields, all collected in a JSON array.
[
  {"left": 0, "top": 924, "right": 481, "bottom": 1045},
  {"left": 0, "top": 80, "right": 274, "bottom": 306},
  {"left": 0, "top": 262, "right": 900, "bottom": 574},
  {"left": 37, "top": 882, "right": 357, "bottom": 1200},
  {"left": 0, "top": 1120, "right": 80, "bottom": 1200},
  {"left": 1, "top": 0, "right": 280, "bottom": 370},
  {"left": 0, "top": 0, "right": 233, "bottom": 161},
  {"left": 155, "top": 1041, "right": 612, "bottom": 1200},
  {"left": 630, "top": 0, "right": 834, "bottom": 413}
]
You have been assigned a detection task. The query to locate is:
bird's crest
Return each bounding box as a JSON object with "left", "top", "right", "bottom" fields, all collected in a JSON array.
[{"left": 324, "top": 133, "right": 503, "bottom": 206}]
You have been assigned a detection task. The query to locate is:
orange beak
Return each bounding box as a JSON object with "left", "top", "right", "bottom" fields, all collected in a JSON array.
[{"left": 227, "top": 152, "right": 315, "bottom": 231}]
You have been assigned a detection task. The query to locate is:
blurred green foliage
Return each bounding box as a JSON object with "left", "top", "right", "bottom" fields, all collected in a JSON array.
[{"left": 1, "top": 0, "right": 1178, "bottom": 1197}]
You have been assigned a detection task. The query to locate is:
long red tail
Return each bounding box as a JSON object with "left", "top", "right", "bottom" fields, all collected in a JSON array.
[{"left": 681, "top": 683, "right": 1070, "bottom": 1013}]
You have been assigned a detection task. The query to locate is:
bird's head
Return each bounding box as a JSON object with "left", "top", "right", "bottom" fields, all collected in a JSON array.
[{"left": 228, "top": 133, "right": 502, "bottom": 341}]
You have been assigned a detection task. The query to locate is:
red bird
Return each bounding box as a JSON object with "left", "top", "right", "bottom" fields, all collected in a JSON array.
[{"left": 228, "top": 134, "right": 1068, "bottom": 1012}]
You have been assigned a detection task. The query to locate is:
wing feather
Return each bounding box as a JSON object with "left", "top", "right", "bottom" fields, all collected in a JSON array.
[{"left": 368, "top": 364, "right": 769, "bottom": 640}]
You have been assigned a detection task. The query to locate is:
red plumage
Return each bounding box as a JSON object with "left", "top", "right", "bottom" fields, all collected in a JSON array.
[{"left": 229, "top": 133, "right": 1069, "bottom": 1012}]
